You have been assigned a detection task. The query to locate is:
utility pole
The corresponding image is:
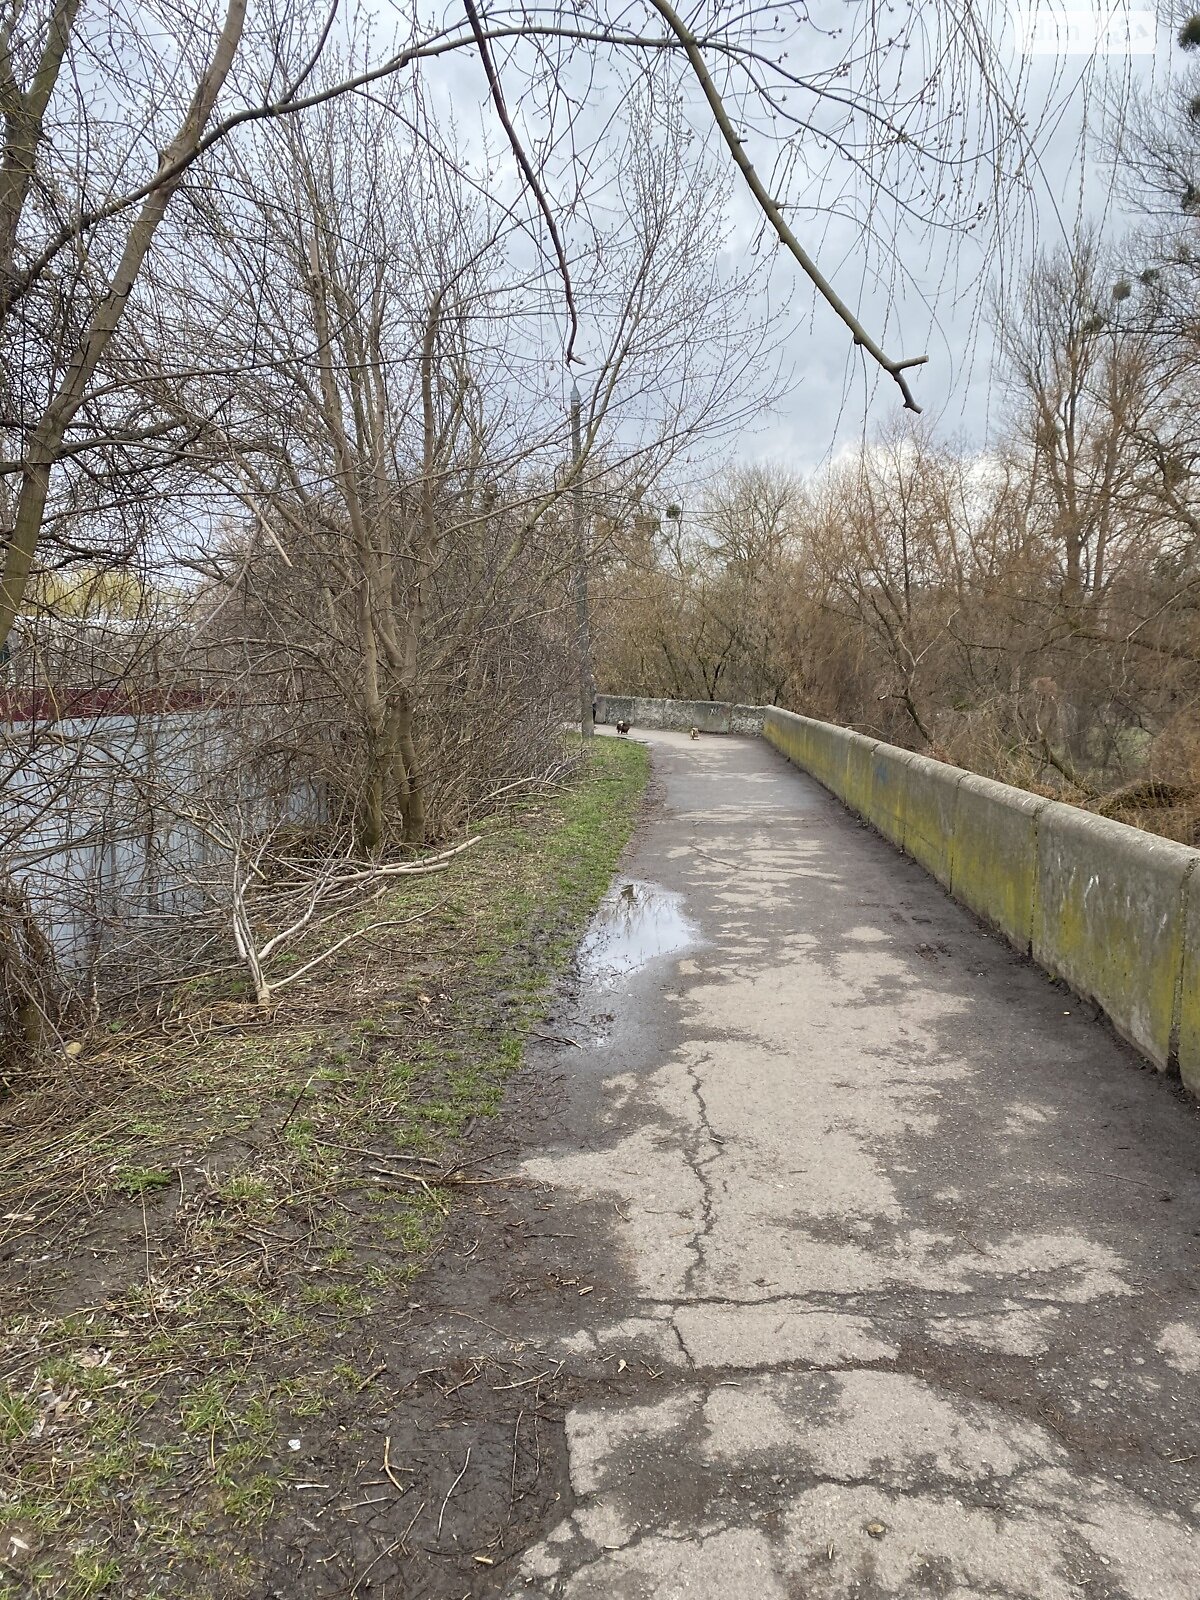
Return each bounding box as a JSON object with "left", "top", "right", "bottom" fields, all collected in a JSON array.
[{"left": 570, "top": 379, "right": 594, "bottom": 738}]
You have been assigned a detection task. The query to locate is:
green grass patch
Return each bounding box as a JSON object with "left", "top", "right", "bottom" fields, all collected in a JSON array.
[
  {"left": 0, "top": 737, "right": 648, "bottom": 1598},
  {"left": 114, "top": 1166, "right": 174, "bottom": 1198}
]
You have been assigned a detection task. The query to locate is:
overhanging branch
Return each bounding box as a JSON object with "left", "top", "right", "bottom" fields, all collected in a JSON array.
[{"left": 646, "top": 0, "right": 928, "bottom": 412}]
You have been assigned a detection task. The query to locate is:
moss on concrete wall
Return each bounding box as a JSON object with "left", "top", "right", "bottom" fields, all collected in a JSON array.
[{"left": 763, "top": 707, "right": 1200, "bottom": 1092}]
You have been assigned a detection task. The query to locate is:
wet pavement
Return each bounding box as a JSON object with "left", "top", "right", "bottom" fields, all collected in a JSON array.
[
  {"left": 576, "top": 879, "right": 698, "bottom": 991},
  {"left": 426, "top": 728, "right": 1200, "bottom": 1598}
]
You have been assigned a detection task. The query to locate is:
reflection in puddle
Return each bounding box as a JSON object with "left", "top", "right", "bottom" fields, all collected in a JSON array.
[{"left": 578, "top": 879, "right": 697, "bottom": 990}]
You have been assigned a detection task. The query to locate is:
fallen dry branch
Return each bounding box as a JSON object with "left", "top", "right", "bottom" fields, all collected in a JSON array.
[{"left": 222, "top": 832, "right": 481, "bottom": 1008}]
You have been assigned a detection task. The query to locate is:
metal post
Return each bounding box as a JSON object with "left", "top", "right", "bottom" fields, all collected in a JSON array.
[{"left": 571, "top": 379, "right": 594, "bottom": 738}]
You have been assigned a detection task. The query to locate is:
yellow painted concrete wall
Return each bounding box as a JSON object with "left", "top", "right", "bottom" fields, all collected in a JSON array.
[{"left": 762, "top": 707, "right": 1200, "bottom": 1089}]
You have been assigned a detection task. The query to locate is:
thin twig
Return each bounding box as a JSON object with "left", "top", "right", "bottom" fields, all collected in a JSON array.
[
  {"left": 492, "top": 1370, "right": 551, "bottom": 1392},
  {"left": 510, "top": 1408, "right": 523, "bottom": 1508},
  {"left": 462, "top": 0, "right": 580, "bottom": 365},
  {"left": 350, "top": 1532, "right": 406, "bottom": 1597},
  {"left": 398, "top": 1498, "right": 425, "bottom": 1554},
  {"left": 383, "top": 1436, "right": 411, "bottom": 1495},
  {"left": 278, "top": 1074, "right": 315, "bottom": 1137},
  {"left": 1081, "top": 1167, "right": 1154, "bottom": 1188},
  {"left": 437, "top": 1446, "right": 471, "bottom": 1537},
  {"left": 367, "top": 1166, "right": 512, "bottom": 1188}
]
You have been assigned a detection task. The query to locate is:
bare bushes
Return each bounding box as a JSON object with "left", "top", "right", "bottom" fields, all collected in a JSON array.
[
  {"left": 185, "top": 525, "right": 579, "bottom": 862},
  {"left": 414, "top": 621, "right": 578, "bottom": 836}
]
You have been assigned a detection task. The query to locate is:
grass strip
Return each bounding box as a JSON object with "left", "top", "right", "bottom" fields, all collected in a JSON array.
[{"left": 0, "top": 737, "right": 649, "bottom": 1599}]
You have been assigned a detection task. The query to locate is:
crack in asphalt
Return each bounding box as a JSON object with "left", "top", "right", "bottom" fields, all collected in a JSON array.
[
  {"left": 634, "top": 1284, "right": 1119, "bottom": 1312},
  {"left": 541, "top": 1513, "right": 738, "bottom": 1591},
  {"left": 679, "top": 1053, "right": 722, "bottom": 1295},
  {"left": 666, "top": 1313, "right": 697, "bottom": 1371}
]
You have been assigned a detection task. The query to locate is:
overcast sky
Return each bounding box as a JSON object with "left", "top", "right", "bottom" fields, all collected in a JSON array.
[
  {"left": 735, "top": 2, "right": 1184, "bottom": 472},
  {"left": 413, "top": 2, "right": 1189, "bottom": 489}
]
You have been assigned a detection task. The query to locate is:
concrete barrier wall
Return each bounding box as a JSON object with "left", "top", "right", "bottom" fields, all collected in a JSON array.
[
  {"left": 1031, "top": 804, "right": 1194, "bottom": 1072},
  {"left": 762, "top": 706, "right": 1200, "bottom": 1095},
  {"left": 951, "top": 773, "right": 1042, "bottom": 952},
  {"left": 594, "top": 695, "right": 765, "bottom": 735},
  {"left": 1181, "top": 885, "right": 1200, "bottom": 1088}
]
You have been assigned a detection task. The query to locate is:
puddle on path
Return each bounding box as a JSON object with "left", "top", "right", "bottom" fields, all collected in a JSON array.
[{"left": 577, "top": 879, "right": 697, "bottom": 990}]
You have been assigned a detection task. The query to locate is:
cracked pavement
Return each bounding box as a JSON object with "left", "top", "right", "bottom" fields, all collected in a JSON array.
[{"left": 432, "top": 728, "right": 1200, "bottom": 1598}]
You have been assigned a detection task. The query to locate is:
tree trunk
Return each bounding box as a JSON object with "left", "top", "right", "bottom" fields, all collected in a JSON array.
[
  {"left": 0, "top": 0, "right": 249, "bottom": 652},
  {"left": 395, "top": 691, "right": 424, "bottom": 845},
  {"left": 359, "top": 716, "right": 388, "bottom": 854},
  {"left": 0, "top": 881, "right": 60, "bottom": 1057}
]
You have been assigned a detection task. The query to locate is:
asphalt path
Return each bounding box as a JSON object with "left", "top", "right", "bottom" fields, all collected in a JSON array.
[{"left": 440, "top": 727, "right": 1200, "bottom": 1599}]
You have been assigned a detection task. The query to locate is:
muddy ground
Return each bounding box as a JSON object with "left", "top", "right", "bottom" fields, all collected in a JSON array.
[{"left": 0, "top": 742, "right": 650, "bottom": 1600}]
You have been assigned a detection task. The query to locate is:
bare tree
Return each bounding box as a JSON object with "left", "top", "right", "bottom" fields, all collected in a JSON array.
[
  {"left": 994, "top": 233, "right": 1196, "bottom": 605},
  {"left": 146, "top": 73, "right": 775, "bottom": 846},
  {"left": 0, "top": 0, "right": 1052, "bottom": 660}
]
